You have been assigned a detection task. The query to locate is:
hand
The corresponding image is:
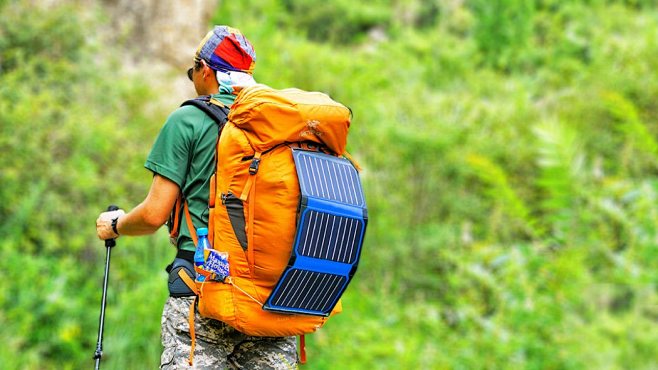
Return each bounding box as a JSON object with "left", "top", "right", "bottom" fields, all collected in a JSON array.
[{"left": 96, "top": 209, "right": 126, "bottom": 241}]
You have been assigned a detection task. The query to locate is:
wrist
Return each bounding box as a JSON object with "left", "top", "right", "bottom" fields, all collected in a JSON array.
[{"left": 111, "top": 217, "right": 121, "bottom": 236}]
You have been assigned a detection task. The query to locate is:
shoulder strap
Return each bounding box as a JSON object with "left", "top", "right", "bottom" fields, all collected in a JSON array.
[
  {"left": 169, "top": 96, "right": 230, "bottom": 247},
  {"left": 181, "top": 95, "right": 230, "bottom": 129}
]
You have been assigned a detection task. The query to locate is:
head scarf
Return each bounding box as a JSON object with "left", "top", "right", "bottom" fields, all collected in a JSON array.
[{"left": 194, "top": 26, "right": 256, "bottom": 75}]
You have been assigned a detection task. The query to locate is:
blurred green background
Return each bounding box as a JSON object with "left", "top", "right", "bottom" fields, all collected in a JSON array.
[{"left": 2, "top": 0, "right": 658, "bottom": 368}]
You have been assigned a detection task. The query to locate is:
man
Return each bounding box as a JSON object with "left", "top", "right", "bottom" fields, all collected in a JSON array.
[{"left": 96, "top": 26, "right": 298, "bottom": 369}]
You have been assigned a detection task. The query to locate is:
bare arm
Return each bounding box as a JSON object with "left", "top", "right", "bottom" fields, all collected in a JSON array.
[{"left": 96, "top": 174, "right": 179, "bottom": 240}]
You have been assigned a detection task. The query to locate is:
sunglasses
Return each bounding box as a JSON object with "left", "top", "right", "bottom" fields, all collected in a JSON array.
[{"left": 187, "top": 60, "right": 204, "bottom": 81}]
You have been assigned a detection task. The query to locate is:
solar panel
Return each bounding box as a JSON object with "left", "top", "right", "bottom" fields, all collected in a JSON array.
[{"left": 264, "top": 149, "right": 367, "bottom": 316}]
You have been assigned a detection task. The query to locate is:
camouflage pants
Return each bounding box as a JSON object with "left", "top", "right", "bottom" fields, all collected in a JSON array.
[{"left": 160, "top": 296, "right": 298, "bottom": 369}]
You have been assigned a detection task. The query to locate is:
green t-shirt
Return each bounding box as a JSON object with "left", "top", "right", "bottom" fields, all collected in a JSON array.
[{"left": 145, "top": 92, "right": 233, "bottom": 251}]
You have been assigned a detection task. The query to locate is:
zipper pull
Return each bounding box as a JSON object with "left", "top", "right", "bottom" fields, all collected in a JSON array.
[{"left": 221, "top": 193, "right": 228, "bottom": 205}]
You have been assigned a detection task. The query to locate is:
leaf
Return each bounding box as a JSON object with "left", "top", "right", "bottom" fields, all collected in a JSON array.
[{"left": 466, "top": 153, "right": 542, "bottom": 237}]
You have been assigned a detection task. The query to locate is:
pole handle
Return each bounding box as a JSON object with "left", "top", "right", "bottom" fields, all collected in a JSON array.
[{"left": 104, "top": 205, "right": 120, "bottom": 248}]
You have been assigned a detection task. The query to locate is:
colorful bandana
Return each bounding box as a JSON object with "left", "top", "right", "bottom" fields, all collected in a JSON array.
[
  {"left": 216, "top": 71, "right": 257, "bottom": 104},
  {"left": 194, "top": 26, "right": 256, "bottom": 75}
]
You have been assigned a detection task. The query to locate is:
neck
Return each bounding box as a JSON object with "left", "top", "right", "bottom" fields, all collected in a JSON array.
[{"left": 197, "top": 83, "right": 219, "bottom": 96}]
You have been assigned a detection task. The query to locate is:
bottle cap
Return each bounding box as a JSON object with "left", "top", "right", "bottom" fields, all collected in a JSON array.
[{"left": 197, "top": 227, "right": 208, "bottom": 236}]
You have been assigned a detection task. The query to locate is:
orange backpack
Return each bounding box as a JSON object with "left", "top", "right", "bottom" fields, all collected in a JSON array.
[{"left": 178, "top": 84, "right": 366, "bottom": 364}]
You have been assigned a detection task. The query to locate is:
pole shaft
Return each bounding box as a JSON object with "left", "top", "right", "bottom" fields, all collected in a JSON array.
[{"left": 94, "top": 245, "right": 112, "bottom": 368}]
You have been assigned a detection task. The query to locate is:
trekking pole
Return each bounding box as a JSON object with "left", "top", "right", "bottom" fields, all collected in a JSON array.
[{"left": 94, "top": 205, "right": 119, "bottom": 370}]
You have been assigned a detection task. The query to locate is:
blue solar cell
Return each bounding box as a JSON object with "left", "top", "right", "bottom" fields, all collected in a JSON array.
[
  {"left": 295, "top": 150, "right": 365, "bottom": 207},
  {"left": 269, "top": 269, "right": 347, "bottom": 314},
  {"left": 296, "top": 210, "right": 364, "bottom": 264},
  {"left": 264, "top": 149, "right": 367, "bottom": 316}
]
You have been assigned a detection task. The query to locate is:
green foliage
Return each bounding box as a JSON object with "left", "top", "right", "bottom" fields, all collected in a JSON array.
[
  {"left": 280, "top": 0, "right": 391, "bottom": 43},
  {"left": 466, "top": 154, "right": 542, "bottom": 238},
  {"left": 469, "top": 0, "right": 536, "bottom": 70},
  {"left": 3, "top": 0, "right": 658, "bottom": 369},
  {"left": 534, "top": 119, "right": 585, "bottom": 238},
  {"left": 0, "top": 2, "right": 84, "bottom": 72},
  {"left": 602, "top": 91, "right": 658, "bottom": 174},
  {"left": 0, "top": 1, "right": 158, "bottom": 368}
]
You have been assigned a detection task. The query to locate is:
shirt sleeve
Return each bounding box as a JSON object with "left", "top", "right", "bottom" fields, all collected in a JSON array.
[{"left": 144, "top": 106, "right": 200, "bottom": 187}]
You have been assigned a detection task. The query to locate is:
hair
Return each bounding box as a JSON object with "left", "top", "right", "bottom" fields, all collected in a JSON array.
[{"left": 193, "top": 59, "right": 203, "bottom": 71}]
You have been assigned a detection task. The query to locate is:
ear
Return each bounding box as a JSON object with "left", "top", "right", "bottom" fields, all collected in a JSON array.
[{"left": 205, "top": 66, "right": 217, "bottom": 80}]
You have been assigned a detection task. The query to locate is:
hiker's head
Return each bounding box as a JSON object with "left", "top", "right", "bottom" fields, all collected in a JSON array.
[
  {"left": 194, "top": 26, "right": 256, "bottom": 74},
  {"left": 189, "top": 26, "right": 257, "bottom": 95},
  {"left": 188, "top": 58, "right": 216, "bottom": 96}
]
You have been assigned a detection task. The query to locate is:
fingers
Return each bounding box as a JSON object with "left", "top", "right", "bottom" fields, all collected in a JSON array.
[{"left": 96, "top": 221, "right": 114, "bottom": 240}]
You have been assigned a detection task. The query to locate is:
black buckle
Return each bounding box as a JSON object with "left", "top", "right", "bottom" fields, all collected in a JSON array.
[{"left": 249, "top": 157, "right": 261, "bottom": 175}]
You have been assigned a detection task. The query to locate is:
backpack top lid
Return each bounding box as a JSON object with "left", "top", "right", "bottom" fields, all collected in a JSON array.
[{"left": 228, "top": 84, "right": 351, "bottom": 155}]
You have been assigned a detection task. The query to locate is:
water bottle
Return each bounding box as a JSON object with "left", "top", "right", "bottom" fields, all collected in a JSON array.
[{"left": 194, "top": 227, "right": 211, "bottom": 282}]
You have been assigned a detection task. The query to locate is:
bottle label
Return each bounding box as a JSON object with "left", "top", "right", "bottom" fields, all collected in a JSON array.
[{"left": 204, "top": 249, "right": 230, "bottom": 281}]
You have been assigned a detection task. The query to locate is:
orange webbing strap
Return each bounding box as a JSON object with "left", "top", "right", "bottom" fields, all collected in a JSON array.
[
  {"left": 177, "top": 269, "right": 199, "bottom": 295},
  {"left": 176, "top": 269, "right": 200, "bottom": 366},
  {"left": 188, "top": 295, "right": 197, "bottom": 366},
  {"left": 208, "top": 173, "right": 216, "bottom": 243},
  {"left": 239, "top": 151, "right": 261, "bottom": 202},
  {"left": 299, "top": 335, "right": 307, "bottom": 365},
  {"left": 183, "top": 200, "right": 198, "bottom": 246}
]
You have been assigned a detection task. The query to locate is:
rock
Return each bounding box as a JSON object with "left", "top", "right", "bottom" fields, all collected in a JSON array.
[{"left": 101, "top": 0, "right": 218, "bottom": 68}]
